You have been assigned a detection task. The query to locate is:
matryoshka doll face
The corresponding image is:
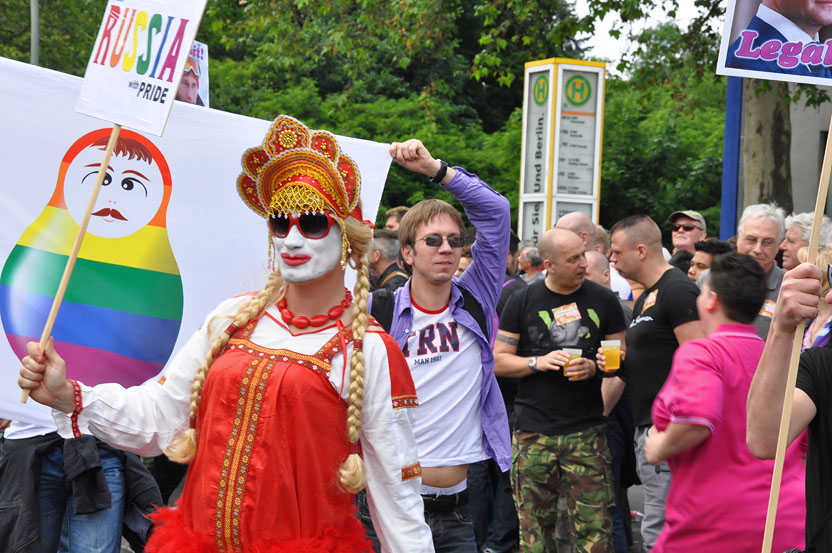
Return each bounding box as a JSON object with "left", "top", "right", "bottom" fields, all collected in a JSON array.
[{"left": 63, "top": 143, "right": 164, "bottom": 238}]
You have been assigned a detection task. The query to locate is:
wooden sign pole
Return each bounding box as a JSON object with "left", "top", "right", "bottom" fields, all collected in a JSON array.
[
  {"left": 760, "top": 113, "right": 832, "bottom": 552},
  {"left": 20, "top": 124, "right": 121, "bottom": 403}
]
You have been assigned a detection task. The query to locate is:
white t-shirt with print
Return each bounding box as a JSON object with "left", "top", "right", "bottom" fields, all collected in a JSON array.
[{"left": 405, "top": 300, "right": 487, "bottom": 467}]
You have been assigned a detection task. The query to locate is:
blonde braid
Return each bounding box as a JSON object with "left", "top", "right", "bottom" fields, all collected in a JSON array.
[
  {"left": 165, "top": 269, "right": 285, "bottom": 463},
  {"left": 338, "top": 219, "right": 372, "bottom": 492}
]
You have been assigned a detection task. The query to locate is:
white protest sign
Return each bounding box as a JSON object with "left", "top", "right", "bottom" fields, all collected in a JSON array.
[{"left": 76, "top": 0, "right": 208, "bottom": 135}]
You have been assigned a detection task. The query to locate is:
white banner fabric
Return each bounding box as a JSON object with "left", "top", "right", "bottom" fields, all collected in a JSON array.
[{"left": 0, "top": 57, "right": 391, "bottom": 426}]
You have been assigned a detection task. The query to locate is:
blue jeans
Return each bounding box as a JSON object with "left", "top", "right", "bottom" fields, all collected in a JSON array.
[
  {"left": 355, "top": 489, "right": 381, "bottom": 553},
  {"left": 355, "top": 488, "right": 478, "bottom": 553},
  {"left": 468, "top": 459, "right": 519, "bottom": 553},
  {"left": 32, "top": 445, "right": 125, "bottom": 553},
  {"left": 607, "top": 417, "right": 629, "bottom": 553},
  {"left": 425, "top": 499, "right": 478, "bottom": 553}
]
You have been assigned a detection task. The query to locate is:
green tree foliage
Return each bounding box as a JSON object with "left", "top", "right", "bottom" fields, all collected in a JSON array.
[
  {"left": 194, "top": 0, "right": 580, "bottom": 225},
  {"left": 0, "top": 0, "right": 106, "bottom": 76},
  {"left": 0, "top": 0, "right": 732, "bottom": 236},
  {"left": 600, "top": 23, "right": 725, "bottom": 238}
]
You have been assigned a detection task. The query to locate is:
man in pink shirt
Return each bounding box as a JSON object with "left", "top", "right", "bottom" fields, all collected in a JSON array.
[{"left": 645, "top": 252, "right": 805, "bottom": 553}]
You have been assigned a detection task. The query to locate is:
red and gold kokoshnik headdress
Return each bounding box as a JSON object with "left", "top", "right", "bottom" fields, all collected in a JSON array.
[{"left": 237, "top": 115, "right": 363, "bottom": 266}]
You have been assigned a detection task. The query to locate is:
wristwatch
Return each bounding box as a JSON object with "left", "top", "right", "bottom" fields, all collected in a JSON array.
[
  {"left": 528, "top": 356, "right": 538, "bottom": 372},
  {"left": 430, "top": 159, "right": 449, "bottom": 184}
]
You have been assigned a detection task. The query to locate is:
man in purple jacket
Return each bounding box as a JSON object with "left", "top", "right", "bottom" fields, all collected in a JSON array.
[{"left": 361, "top": 139, "right": 512, "bottom": 552}]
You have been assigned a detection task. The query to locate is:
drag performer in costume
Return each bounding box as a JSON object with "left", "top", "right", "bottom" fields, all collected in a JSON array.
[{"left": 19, "top": 115, "right": 434, "bottom": 553}]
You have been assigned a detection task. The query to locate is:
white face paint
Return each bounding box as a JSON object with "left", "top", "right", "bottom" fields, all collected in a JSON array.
[
  {"left": 64, "top": 146, "right": 165, "bottom": 238},
  {"left": 274, "top": 218, "right": 342, "bottom": 282}
]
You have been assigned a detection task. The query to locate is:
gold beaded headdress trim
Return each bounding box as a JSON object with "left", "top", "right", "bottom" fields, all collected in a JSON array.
[{"left": 237, "top": 115, "right": 363, "bottom": 268}]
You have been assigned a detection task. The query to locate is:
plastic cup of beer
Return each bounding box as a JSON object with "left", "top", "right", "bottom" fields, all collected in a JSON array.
[
  {"left": 601, "top": 340, "right": 621, "bottom": 371},
  {"left": 563, "top": 348, "right": 583, "bottom": 380}
]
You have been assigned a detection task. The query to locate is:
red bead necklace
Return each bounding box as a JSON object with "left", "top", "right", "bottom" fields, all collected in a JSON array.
[{"left": 277, "top": 288, "right": 353, "bottom": 329}]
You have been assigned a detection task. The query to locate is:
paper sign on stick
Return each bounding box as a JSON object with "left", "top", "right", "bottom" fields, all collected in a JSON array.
[
  {"left": 76, "top": 0, "right": 208, "bottom": 135},
  {"left": 717, "top": 0, "right": 832, "bottom": 85}
]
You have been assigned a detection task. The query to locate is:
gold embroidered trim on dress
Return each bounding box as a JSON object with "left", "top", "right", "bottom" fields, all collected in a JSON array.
[
  {"left": 215, "top": 358, "right": 273, "bottom": 552},
  {"left": 225, "top": 339, "right": 332, "bottom": 377}
]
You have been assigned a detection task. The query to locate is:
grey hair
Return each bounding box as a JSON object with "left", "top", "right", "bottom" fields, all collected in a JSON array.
[
  {"left": 371, "top": 230, "right": 401, "bottom": 260},
  {"left": 738, "top": 203, "right": 786, "bottom": 243},
  {"left": 525, "top": 248, "right": 543, "bottom": 267},
  {"left": 785, "top": 212, "right": 832, "bottom": 246}
]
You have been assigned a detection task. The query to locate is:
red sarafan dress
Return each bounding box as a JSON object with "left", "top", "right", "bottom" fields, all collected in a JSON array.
[{"left": 147, "top": 315, "right": 373, "bottom": 553}]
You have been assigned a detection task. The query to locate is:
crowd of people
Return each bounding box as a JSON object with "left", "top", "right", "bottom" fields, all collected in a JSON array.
[
  {"left": 5, "top": 117, "right": 832, "bottom": 553},
  {"left": 368, "top": 187, "right": 832, "bottom": 553}
]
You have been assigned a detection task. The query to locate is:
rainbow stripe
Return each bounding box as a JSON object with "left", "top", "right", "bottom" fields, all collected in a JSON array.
[
  {"left": 19, "top": 206, "right": 178, "bottom": 274},
  {"left": 1, "top": 207, "right": 183, "bottom": 387}
]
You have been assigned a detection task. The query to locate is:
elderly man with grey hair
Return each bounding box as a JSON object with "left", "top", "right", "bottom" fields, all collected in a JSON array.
[
  {"left": 736, "top": 203, "right": 786, "bottom": 340},
  {"left": 368, "top": 229, "right": 409, "bottom": 292},
  {"left": 780, "top": 212, "right": 832, "bottom": 271},
  {"left": 518, "top": 246, "right": 545, "bottom": 283}
]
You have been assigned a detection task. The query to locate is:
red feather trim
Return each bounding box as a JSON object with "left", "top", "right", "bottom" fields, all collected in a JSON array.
[{"left": 147, "top": 506, "right": 373, "bottom": 553}]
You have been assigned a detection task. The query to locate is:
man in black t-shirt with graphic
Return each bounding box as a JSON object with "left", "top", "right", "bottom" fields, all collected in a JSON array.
[
  {"left": 749, "top": 262, "right": 832, "bottom": 552},
  {"left": 495, "top": 228, "right": 626, "bottom": 553},
  {"left": 607, "top": 215, "right": 703, "bottom": 552}
]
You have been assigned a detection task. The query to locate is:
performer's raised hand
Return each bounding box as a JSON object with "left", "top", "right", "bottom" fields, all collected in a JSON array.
[
  {"left": 388, "top": 139, "right": 456, "bottom": 183},
  {"left": 19, "top": 338, "right": 74, "bottom": 412}
]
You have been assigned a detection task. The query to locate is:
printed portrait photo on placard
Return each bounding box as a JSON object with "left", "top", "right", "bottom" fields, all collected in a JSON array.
[{"left": 717, "top": 0, "right": 832, "bottom": 85}]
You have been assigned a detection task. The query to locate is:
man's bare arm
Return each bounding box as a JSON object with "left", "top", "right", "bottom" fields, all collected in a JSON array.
[
  {"left": 645, "top": 422, "right": 710, "bottom": 465},
  {"left": 494, "top": 331, "right": 569, "bottom": 377},
  {"left": 748, "top": 263, "right": 820, "bottom": 459},
  {"left": 673, "top": 320, "right": 705, "bottom": 345}
]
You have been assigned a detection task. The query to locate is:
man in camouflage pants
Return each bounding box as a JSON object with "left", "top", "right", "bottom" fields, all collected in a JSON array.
[{"left": 494, "top": 228, "right": 626, "bottom": 552}]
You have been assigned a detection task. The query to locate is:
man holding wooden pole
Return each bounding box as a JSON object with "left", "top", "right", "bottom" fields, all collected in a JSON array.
[{"left": 748, "top": 262, "right": 832, "bottom": 552}]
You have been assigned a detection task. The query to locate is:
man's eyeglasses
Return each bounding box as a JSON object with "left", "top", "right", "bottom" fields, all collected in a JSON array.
[
  {"left": 418, "top": 234, "right": 465, "bottom": 248},
  {"left": 671, "top": 223, "right": 700, "bottom": 232},
  {"left": 269, "top": 211, "right": 336, "bottom": 239},
  {"left": 740, "top": 235, "right": 777, "bottom": 249}
]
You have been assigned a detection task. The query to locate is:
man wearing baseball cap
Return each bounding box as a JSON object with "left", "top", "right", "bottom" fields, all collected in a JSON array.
[{"left": 668, "top": 210, "right": 707, "bottom": 255}]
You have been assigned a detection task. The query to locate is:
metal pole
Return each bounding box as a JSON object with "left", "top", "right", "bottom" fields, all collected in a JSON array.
[
  {"left": 720, "top": 76, "right": 742, "bottom": 239},
  {"left": 30, "top": 0, "right": 39, "bottom": 66}
]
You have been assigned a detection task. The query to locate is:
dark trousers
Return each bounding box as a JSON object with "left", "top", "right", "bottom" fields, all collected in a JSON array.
[
  {"left": 469, "top": 459, "right": 519, "bottom": 553},
  {"left": 607, "top": 418, "right": 629, "bottom": 553},
  {"left": 356, "top": 487, "right": 479, "bottom": 552}
]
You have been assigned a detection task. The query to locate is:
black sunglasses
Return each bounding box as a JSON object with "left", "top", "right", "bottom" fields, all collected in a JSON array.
[
  {"left": 268, "top": 211, "right": 336, "bottom": 239},
  {"left": 418, "top": 234, "right": 465, "bottom": 248},
  {"left": 827, "top": 263, "right": 831, "bottom": 289},
  {"left": 671, "top": 223, "right": 700, "bottom": 232}
]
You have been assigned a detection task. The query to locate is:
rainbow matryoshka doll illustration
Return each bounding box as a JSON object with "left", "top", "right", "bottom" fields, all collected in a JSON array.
[{"left": 0, "top": 129, "right": 183, "bottom": 387}]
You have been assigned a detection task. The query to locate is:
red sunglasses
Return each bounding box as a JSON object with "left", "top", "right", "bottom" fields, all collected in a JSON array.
[{"left": 269, "top": 211, "right": 337, "bottom": 239}]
